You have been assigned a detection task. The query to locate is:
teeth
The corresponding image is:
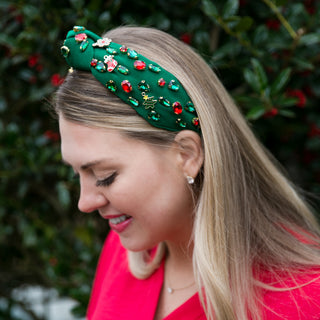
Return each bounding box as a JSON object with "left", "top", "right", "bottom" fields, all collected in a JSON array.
[{"left": 109, "top": 215, "right": 129, "bottom": 225}]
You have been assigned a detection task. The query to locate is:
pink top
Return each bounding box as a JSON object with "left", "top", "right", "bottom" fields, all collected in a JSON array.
[{"left": 87, "top": 231, "right": 320, "bottom": 320}]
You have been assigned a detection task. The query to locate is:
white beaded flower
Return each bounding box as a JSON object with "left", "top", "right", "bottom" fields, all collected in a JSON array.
[{"left": 92, "top": 38, "right": 112, "bottom": 47}]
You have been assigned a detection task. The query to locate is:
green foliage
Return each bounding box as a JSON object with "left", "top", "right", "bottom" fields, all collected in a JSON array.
[{"left": 1, "top": 0, "right": 319, "bottom": 319}]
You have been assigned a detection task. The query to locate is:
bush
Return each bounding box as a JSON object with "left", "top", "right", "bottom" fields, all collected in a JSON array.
[{"left": 1, "top": 0, "right": 319, "bottom": 318}]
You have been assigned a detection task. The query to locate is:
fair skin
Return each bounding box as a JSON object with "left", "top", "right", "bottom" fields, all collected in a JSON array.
[{"left": 59, "top": 116, "right": 204, "bottom": 319}]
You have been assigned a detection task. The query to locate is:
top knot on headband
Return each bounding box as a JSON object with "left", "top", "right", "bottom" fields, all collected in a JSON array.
[{"left": 60, "top": 26, "right": 200, "bottom": 133}]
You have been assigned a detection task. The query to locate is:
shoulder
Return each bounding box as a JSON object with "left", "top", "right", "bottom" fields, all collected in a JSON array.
[{"left": 261, "top": 267, "right": 320, "bottom": 320}]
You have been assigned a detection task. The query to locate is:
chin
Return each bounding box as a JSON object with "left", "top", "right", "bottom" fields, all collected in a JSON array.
[{"left": 119, "top": 236, "right": 158, "bottom": 253}]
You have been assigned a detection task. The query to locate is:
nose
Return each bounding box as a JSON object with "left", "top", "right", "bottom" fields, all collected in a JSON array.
[{"left": 77, "top": 177, "right": 108, "bottom": 213}]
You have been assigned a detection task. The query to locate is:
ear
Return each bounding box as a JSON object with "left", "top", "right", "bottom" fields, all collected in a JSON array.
[{"left": 174, "top": 130, "right": 204, "bottom": 179}]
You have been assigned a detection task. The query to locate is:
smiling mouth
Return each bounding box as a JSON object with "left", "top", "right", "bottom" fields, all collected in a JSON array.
[{"left": 109, "top": 214, "right": 131, "bottom": 225}]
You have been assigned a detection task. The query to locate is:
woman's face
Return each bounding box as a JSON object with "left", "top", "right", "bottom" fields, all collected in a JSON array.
[{"left": 59, "top": 117, "right": 195, "bottom": 251}]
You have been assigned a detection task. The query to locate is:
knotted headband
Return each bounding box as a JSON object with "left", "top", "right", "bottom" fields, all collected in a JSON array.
[{"left": 60, "top": 26, "right": 200, "bottom": 133}]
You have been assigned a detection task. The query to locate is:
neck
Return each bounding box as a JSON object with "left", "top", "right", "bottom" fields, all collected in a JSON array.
[{"left": 164, "top": 240, "right": 195, "bottom": 293}]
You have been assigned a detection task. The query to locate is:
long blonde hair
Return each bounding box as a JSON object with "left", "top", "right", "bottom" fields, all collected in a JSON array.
[{"left": 55, "top": 26, "right": 320, "bottom": 320}]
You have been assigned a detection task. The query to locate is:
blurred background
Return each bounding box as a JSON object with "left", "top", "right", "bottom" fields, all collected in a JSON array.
[{"left": 1, "top": 0, "right": 319, "bottom": 319}]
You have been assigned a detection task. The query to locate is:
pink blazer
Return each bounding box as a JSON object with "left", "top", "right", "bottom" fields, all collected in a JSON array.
[{"left": 87, "top": 231, "right": 320, "bottom": 319}]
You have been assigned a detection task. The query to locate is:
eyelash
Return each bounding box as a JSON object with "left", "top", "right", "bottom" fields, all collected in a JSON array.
[{"left": 96, "top": 172, "right": 117, "bottom": 187}]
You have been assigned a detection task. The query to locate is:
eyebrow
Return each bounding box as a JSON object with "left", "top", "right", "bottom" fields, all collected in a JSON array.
[
  {"left": 80, "top": 160, "right": 103, "bottom": 171},
  {"left": 62, "top": 158, "right": 110, "bottom": 171}
]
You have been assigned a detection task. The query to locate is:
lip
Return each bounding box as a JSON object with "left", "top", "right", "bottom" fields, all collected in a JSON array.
[
  {"left": 100, "top": 213, "right": 133, "bottom": 233},
  {"left": 108, "top": 215, "right": 133, "bottom": 233}
]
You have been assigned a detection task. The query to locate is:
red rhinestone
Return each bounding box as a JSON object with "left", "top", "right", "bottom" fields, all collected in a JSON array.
[
  {"left": 172, "top": 102, "right": 182, "bottom": 115},
  {"left": 121, "top": 80, "right": 132, "bottom": 93},
  {"left": 120, "top": 45, "right": 128, "bottom": 53},
  {"left": 192, "top": 117, "right": 200, "bottom": 126},
  {"left": 90, "top": 59, "right": 98, "bottom": 67},
  {"left": 158, "top": 78, "right": 166, "bottom": 87},
  {"left": 75, "top": 33, "right": 87, "bottom": 42},
  {"left": 134, "top": 60, "right": 146, "bottom": 70}
]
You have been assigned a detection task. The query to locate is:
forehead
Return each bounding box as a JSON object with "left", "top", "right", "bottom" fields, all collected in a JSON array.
[{"left": 59, "top": 117, "right": 132, "bottom": 164}]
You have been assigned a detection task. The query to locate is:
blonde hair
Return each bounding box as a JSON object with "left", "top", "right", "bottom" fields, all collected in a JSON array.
[{"left": 55, "top": 26, "right": 320, "bottom": 320}]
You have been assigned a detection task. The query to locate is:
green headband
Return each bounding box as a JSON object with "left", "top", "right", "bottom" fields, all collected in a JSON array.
[{"left": 60, "top": 26, "right": 200, "bottom": 133}]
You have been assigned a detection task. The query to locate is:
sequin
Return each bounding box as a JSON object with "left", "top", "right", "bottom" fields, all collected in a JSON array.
[
  {"left": 149, "top": 64, "right": 161, "bottom": 73},
  {"left": 60, "top": 46, "right": 70, "bottom": 58},
  {"left": 148, "top": 110, "right": 160, "bottom": 121},
  {"left": 121, "top": 80, "right": 132, "bottom": 93},
  {"left": 138, "top": 80, "right": 150, "bottom": 92},
  {"left": 128, "top": 97, "right": 139, "bottom": 107},
  {"left": 120, "top": 45, "right": 128, "bottom": 53},
  {"left": 176, "top": 118, "right": 187, "bottom": 128},
  {"left": 158, "top": 97, "right": 170, "bottom": 107},
  {"left": 106, "top": 80, "right": 117, "bottom": 92},
  {"left": 117, "top": 65, "right": 129, "bottom": 75},
  {"left": 168, "top": 80, "right": 179, "bottom": 91},
  {"left": 192, "top": 117, "right": 200, "bottom": 127},
  {"left": 96, "top": 61, "right": 106, "bottom": 72},
  {"left": 73, "top": 26, "right": 85, "bottom": 32},
  {"left": 75, "top": 33, "right": 87, "bottom": 42},
  {"left": 90, "top": 59, "right": 98, "bottom": 67},
  {"left": 106, "top": 47, "right": 118, "bottom": 55},
  {"left": 185, "top": 101, "right": 196, "bottom": 113},
  {"left": 172, "top": 102, "right": 183, "bottom": 114},
  {"left": 134, "top": 60, "right": 146, "bottom": 70},
  {"left": 158, "top": 78, "right": 166, "bottom": 87},
  {"left": 80, "top": 40, "right": 89, "bottom": 51},
  {"left": 127, "top": 49, "right": 138, "bottom": 59}
]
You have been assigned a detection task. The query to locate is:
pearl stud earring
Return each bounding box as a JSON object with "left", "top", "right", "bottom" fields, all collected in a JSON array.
[{"left": 186, "top": 175, "right": 194, "bottom": 184}]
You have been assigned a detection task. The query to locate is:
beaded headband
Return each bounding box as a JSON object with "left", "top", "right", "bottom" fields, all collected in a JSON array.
[{"left": 60, "top": 26, "right": 200, "bottom": 133}]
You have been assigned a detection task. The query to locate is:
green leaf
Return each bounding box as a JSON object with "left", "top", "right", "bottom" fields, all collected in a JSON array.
[
  {"left": 253, "top": 25, "right": 268, "bottom": 46},
  {"left": 274, "top": 96, "right": 298, "bottom": 107},
  {"left": 291, "top": 57, "right": 314, "bottom": 70},
  {"left": 251, "top": 58, "right": 268, "bottom": 91},
  {"left": 202, "top": 0, "right": 218, "bottom": 18},
  {"left": 56, "top": 181, "right": 71, "bottom": 208},
  {"left": 243, "top": 68, "right": 260, "bottom": 93},
  {"left": 278, "top": 110, "right": 295, "bottom": 118},
  {"left": 233, "top": 16, "right": 253, "bottom": 32},
  {"left": 222, "top": 0, "right": 239, "bottom": 18},
  {"left": 270, "top": 68, "right": 291, "bottom": 94},
  {"left": 299, "top": 33, "right": 320, "bottom": 46},
  {"left": 246, "top": 105, "right": 266, "bottom": 120}
]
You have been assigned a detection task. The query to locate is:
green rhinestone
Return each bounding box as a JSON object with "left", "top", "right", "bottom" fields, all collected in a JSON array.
[
  {"left": 117, "top": 65, "right": 129, "bottom": 75},
  {"left": 106, "top": 80, "right": 117, "bottom": 92},
  {"left": 127, "top": 49, "right": 138, "bottom": 59},
  {"left": 185, "top": 101, "right": 196, "bottom": 113},
  {"left": 60, "top": 46, "right": 70, "bottom": 58},
  {"left": 73, "top": 26, "right": 85, "bottom": 32},
  {"left": 176, "top": 118, "right": 187, "bottom": 128},
  {"left": 80, "top": 40, "right": 89, "bottom": 51},
  {"left": 148, "top": 64, "right": 161, "bottom": 73},
  {"left": 168, "top": 80, "right": 179, "bottom": 91},
  {"left": 148, "top": 110, "right": 160, "bottom": 121},
  {"left": 106, "top": 47, "right": 118, "bottom": 55},
  {"left": 128, "top": 97, "right": 139, "bottom": 107},
  {"left": 96, "top": 61, "right": 106, "bottom": 72},
  {"left": 158, "top": 97, "right": 170, "bottom": 107},
  {"left": 138, "top": 80, "right": 150, "bottom": 92}
]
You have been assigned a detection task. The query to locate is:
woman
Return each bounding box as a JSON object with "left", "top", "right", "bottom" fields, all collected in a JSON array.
[{"left": 55, "top": 26, "right": 320, "bottom": 319}]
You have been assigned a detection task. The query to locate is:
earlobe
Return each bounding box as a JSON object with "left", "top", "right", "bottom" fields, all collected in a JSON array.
[{"left": 174, "top": 130, "right": 204, "bottom": 179}]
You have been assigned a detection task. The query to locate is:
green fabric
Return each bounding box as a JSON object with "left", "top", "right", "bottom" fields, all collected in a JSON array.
[{"left": 61, "top": 26, "right": 200, "bottom": 133}]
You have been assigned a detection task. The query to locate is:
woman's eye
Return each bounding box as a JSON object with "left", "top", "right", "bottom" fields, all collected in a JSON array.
[{"left": 96, "top": 172, "right": 117, "bottom": 187}]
